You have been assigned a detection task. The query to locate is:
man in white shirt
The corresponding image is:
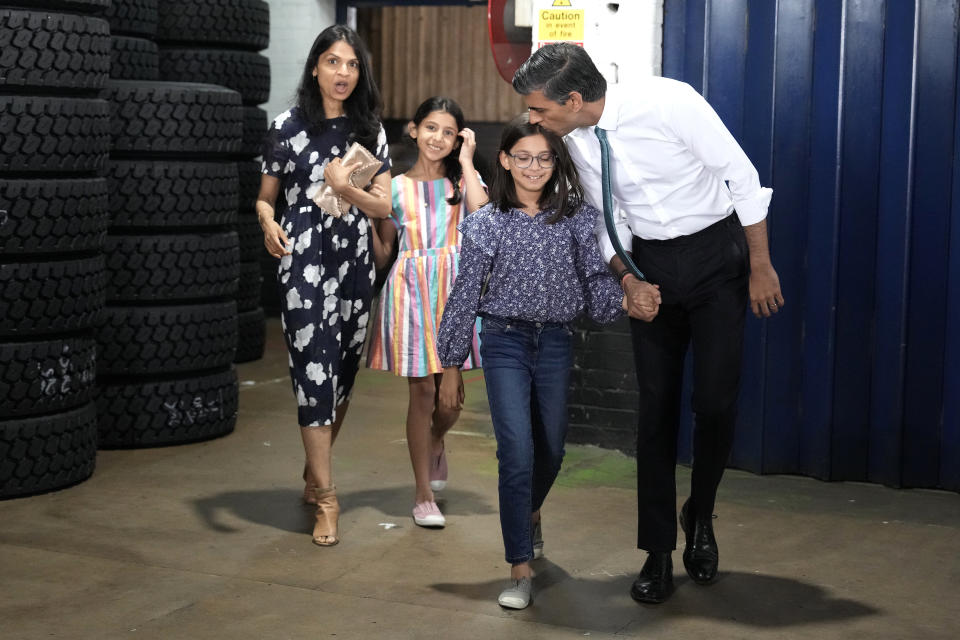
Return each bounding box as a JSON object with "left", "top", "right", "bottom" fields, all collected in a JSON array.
[{"left": 513, "top": 43, "right": 784, "bottom": 605}]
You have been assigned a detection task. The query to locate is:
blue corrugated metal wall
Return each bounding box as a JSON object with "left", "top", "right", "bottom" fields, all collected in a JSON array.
[{"left": 664, "top": 0, "right": 960, "bottom": 490}]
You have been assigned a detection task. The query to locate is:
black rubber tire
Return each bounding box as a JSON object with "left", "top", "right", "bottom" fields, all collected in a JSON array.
[
  {"left": 241, "top": 105, "right": 267, "bottom": 156},
  {"left": 0, "top": 9, "right": 110, "bottom": 91},
  {"left": 104, "top": 80, "right": 242, "bottom": 156},
  {"left": 0, "top": 95, "right": 109, "bottom": 174},
  {"left": 0, "top": 177, "right": 108, "bottom": 255},
  {"left": 109, "top": 35, "right": 158, "bottom": 81},
  {"left": 0, "top": 256, "right": 105, "bottom": 337},
  {"left": 97, "top": 301, "right": 238, "bottom": 376},
  {"left": 156, "top": 0, "right": 268, "bottom": 51},
  {"left": 96, "top": 366, "right": 237, "bottom": 448},
  {"left": 103, "top": 0, "right": 157, "bottom": 37},
  {"left": 236, "top": 209, "right": 261, "bottom": 261},
  {"left": 1, "top": 1, "right": 109, "bottom": 14},
  {"left": 0, "top": 336, "right": 96, "bottom": 418},
  {"left": 106, "top": 160, "right": 238, "bottom": 229},
  {"left": 158, "top": 48, "right": 270, "bottom": 106},
  {"left": 237, "top": 159, "right": 260, "bottom": 210},
  {"left": 104, "top": 231, "right": 239, "bottom": 302},
  {"left": 236, "top": 259, "right": 261, "bottom": 312},
  {"left": 234, "top": 306, "right": 265, "bottom": 363},
  {"left": 0, "top": 402, "right": 97, "bottom": 499}
]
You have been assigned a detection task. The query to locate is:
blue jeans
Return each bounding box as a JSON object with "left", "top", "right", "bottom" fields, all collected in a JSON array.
[{"left": 479, "top": 315, "right": 573, "bottom": 564}]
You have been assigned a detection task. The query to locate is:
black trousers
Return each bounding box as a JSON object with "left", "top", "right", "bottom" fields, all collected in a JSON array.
[{"left": 629, "top": 213, "right": 749, "bottom": 552}]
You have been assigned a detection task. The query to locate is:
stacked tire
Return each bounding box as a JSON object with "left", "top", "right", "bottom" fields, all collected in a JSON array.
[
  {"left": 105, "top": 0, "right": 158, "bottom": 81},
  {"left": 0, "top": 0, "right": 110, "bottom": 497},
  {"left": 97, "top": 0, "right": 242, "bottom": 448},
  {"left": 157, "top": 0, "right": 270, "bottom": 363}
]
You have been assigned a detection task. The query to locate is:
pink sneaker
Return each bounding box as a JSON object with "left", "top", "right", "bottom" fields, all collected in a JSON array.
[
  {"left": 429, "top": 441, "right": 448, "bottom": 491},
  {"left": 412, "top": 501, "right": 445, "bottom": 528}
]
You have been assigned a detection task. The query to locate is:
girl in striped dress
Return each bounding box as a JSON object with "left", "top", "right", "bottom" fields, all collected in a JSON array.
[{"left": 366, "top": 97, "right": 486, "bottom": 527}]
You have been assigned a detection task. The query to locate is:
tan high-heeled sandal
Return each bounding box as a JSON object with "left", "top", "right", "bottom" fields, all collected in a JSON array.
[
  {"left": 302, "top": 463, "right": 317, "bottom": 505},
  {"left": 312, "top": 486, "right": 339, "bottom": 546}
]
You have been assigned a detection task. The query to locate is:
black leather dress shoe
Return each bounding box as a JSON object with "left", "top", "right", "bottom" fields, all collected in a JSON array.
[
  {"left": 679, "top": 498, "right": 719, "bottom": 584},
  {"left": 630, "top": 551, "right": 674, "bottom": 604}
]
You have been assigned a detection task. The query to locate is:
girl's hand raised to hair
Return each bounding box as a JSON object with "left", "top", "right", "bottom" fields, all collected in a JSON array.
[
  {"left": 438, "top": 367, "right": 464, "bottom": 411},
  {"left": 458, "top": 128, "right": 477, "bottom": 166}
]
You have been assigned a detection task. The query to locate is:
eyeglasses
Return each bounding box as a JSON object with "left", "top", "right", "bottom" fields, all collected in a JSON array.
[{"left": 506, "top": 152, "right": 555, "bottom": 169}]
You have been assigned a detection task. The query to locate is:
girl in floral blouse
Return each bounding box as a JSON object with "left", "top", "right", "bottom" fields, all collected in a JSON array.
[{"left": 436, "top": 115, "right": 634, "bottom": 609}]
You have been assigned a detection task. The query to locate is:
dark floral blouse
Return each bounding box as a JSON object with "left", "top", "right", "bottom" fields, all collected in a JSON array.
[{"left": 436, "top": 202, "right": 624, "bottom": 368}]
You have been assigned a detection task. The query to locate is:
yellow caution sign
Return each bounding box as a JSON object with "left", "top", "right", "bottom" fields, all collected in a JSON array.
[
  {"left": 552, "top": 0, "right": 573, "bottom": 6},
  {"left": 539, "top": 7, "right": 584, "bottom": 41}
]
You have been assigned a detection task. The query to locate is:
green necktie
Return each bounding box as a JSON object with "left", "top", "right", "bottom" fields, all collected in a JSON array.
[{"left": 594, "top": 126, "right": 645, "bottom": 281}]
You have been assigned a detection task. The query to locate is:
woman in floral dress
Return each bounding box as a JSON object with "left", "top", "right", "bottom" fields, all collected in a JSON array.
[{"left": 256, "top": 25, "right": 390, "bottom": 547}]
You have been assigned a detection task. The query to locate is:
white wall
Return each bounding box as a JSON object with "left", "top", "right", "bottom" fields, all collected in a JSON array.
[
  {"left": 529, "top": 0, "right": 663, "bottom": 81},
  {"left": 261, "top": 0, "right": 337, "bottom": 121}
]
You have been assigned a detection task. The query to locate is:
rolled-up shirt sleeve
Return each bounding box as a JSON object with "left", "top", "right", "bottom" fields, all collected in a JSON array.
[
  {"left": 437, "top": 234, "right": 492, "bottom": 368},
  {"left": 573, "top": 206, "right": 625, "bottom": 324},
  {"left": 669, "top": 82, "right": 772, "bottom": 226}
]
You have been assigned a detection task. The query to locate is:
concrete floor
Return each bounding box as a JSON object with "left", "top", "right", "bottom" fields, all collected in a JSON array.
[{"left": 1, "top": 318, "right": 958, "bottom": 639}]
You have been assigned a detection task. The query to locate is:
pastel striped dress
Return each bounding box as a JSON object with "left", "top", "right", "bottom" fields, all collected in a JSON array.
[{"left": 366, "top": 174, "right": 481, "bottom": 377}]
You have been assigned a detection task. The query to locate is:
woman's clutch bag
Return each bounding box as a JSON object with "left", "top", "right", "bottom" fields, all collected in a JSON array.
[{"left": 313, "top": 142, "right": 383, "bottom": 218}]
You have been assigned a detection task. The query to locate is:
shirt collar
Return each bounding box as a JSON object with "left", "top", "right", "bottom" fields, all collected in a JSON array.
[{"left": 568, "top": 85, "right": 621, "bottom": 141}]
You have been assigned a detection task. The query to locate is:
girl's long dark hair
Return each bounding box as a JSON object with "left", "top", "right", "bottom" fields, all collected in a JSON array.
[
  {"left": 296, "top": 25, "right": 382, "bottom": 151},
  {"left": 489, "top": 114, "right": 583, "bottom": 223},
  {"left": 411, "top": 96, "right": 465, "bottom": 205}
]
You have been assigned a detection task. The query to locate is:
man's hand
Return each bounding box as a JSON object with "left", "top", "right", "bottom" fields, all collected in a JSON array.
[
  {"left": 624, "top": 276, "right": 661, "bottom": 322},
  {"left": 742, "top": 219, "right": 784, "bottom": 318},
  {"left": 749, "top": 263, "right": 784, "bottom": 318}
]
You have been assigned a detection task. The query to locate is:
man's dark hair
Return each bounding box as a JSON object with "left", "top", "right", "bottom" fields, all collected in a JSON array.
[{"left": 512, "top": 43, "right": 607, "bottom": 104}]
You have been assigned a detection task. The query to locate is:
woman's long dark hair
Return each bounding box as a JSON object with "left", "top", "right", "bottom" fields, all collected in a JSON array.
[
  {"left": 411, "top": 96, "right": 465, "bottom": 206},
  {"left": 296, "top": 25, "right": 382, "bottom": 151},
  {"left": 489, "top": 113, "right": 583, "bottom": 223}
]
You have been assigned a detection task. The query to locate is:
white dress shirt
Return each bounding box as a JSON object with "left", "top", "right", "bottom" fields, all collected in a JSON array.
[{"left": 565, "top": 77, "right": 773, "bottom": 262}]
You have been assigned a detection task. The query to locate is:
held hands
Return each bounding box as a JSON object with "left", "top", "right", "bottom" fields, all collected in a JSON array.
[
  {"left": 323, "top": 157, "right": 361, "bottom": 193},
  {"left": 438, "top": 367, "right": 464, "bottom": 411},
  {"left": 749, "top": 263, "right": 785, "bottom": 318},
  {"left": 260, "top": 215, "right": 291, "bottom": 258},
  {"left": 458, "top": 128, "right": 477, "bottom": 166},
  {"left": 624, "top": 276, "right": 661, "bottom": 322}
]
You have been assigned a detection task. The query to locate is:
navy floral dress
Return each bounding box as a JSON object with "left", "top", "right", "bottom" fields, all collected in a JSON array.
[{"left": 261, "top": 107, "right": 391, "bottom": 426}]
